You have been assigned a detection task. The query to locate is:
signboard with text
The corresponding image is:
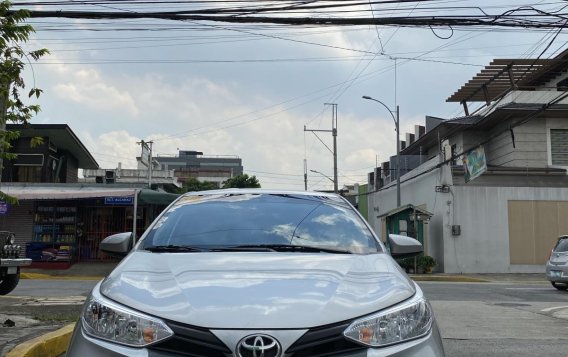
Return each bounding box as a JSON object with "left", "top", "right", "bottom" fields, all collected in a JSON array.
[
  {"left": 463, "top": 146, "right": 487, "bottom": 183},
  {"left": 0, "top": 202, "right": 8, "bottom": 215},
  {"left": 104, "top": 197, "right": 134, "bottom": 205},
  {"left": 140, "top": 143, "right": 150, "bottom": 167}
]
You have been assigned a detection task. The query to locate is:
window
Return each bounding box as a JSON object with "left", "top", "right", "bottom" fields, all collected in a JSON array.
[
  {"left": 554, "top": 238, "right": 568, "bottom": 253},
  {"left": 17, "top": 166, "right": 42, "bottom": 182},
  {"left": 550, "top": 129, "right": 568, "bottom": 165}
]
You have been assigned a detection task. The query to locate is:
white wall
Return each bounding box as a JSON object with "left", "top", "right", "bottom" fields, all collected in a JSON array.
[
  {"left": 447, "top": 186, "right": 568, "bottom": 273},
  {"left": 368, "top": 162, "right": 449, "bottom": 271}
]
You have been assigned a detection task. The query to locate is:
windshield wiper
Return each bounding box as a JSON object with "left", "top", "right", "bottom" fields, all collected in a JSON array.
[
  {"left": 209, "top": 246, "right": 277, "bottom": 252},
  {"left": 145, "top": 245, "right": 205, "bottom": 253},
  {"left": 230, "top": 244, "right": 352, "bottom": 254}
]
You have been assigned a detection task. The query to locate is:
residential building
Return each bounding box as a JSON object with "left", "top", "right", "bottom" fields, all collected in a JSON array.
[
  {"left": 2, "top": 124, "right": 98, "bottom": 183},
  {"left": 368, "top": 51, "right": 568, "bottom": 273},
  {"left": 138, "top": 150, "right": 243, "bottom": 187},
  {"left": 82, "top": 163, "right": 181, "bottom": 192}
]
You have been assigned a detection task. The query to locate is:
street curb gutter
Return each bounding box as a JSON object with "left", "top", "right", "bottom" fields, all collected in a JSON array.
[
  {"left": 6, "top": 323, "right": 75, "bottom": 357},
  {"left": 20, "top": 273, "right": 103, "bottom": 280},
  {"left": 409, "top": 275, "right": 488, "bottom": 283}
]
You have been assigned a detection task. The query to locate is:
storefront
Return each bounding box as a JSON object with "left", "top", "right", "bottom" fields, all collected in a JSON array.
[{"left": 0, "top": 184, "right": 179, "bottom": 268}]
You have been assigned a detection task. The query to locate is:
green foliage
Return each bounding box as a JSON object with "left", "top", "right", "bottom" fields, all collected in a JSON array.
[
  {"left": 397, "top": 255, "right": 437, "bottom": 273},
  {"left": 396, "top": 257, "right": 415, "bottom": 271},
  {"left": 178, "top": 177, "right": 219, "bottom": 193},
  {"left": 417, "top": 255, "right": 437, "bottom": 271},
  {"left": 222, "top": 174, "right": 261, "bottom": 189},
  {"left": 0, "top": 0, "right": 49, "bottom": 203}
]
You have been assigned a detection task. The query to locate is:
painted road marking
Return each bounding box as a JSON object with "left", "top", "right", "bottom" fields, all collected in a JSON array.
[
  {"left": 505, "top": 287, "right": 552, "bottom": 290},
  {"left": 541, "top": 305, "right": 568, "bottom": 312},
  {"left": 14, "top": 296, "right": 86, "bottom": 306}
]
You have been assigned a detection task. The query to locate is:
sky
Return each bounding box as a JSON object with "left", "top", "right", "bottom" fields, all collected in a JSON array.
[{"left": 12, "top": 0, "right": 568, "bottom": 191}]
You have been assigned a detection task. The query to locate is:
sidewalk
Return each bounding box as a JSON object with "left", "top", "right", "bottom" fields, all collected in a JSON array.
[{"left": 21, "top": 262, "right": 118, "bottom": 280}]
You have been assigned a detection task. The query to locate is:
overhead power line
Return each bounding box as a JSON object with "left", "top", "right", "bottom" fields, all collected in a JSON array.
[{"left": 14, "top": 8, "right": 568, "bottom": 29}]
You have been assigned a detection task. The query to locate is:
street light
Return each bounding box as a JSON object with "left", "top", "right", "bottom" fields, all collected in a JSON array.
[
  {"left": 362, "top": 95, "right": 401, "bottom": 207},
  {"left": 310, "top": 169, "right": 335, "bottom": 187}
]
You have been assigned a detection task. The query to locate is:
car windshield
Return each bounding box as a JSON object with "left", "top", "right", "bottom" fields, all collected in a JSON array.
[
  {"left": 554, "top": 238, "right": 568, "bottom": 253},
  {"left": 142, "top": 193, "right": 380, "bottom": 254}
]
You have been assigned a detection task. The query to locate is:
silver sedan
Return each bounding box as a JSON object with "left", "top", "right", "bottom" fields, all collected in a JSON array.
[{"left": 66, "top": 189, "right": 445, "bottom": 356}]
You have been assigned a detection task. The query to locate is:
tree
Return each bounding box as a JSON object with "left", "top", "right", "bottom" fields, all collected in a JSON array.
[
  {"left": 0, "top": 0, "right": 49, "bottom": 204},
  {"left": 178, "top": 177, "right": 219, "bottom": 193},
  {"left": 222, "top": 174, "right": 261, "bottom": 189}
]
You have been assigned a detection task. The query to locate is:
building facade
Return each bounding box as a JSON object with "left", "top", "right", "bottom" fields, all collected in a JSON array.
[
  {"left": 0, "top": 124, "right": 178, "bottom": 267},
  {"left": 367, "top": 51, "right": 568, "bottom": 273},
  {"left": 138, "top": 150, "right": 243, "bottom": 187}
]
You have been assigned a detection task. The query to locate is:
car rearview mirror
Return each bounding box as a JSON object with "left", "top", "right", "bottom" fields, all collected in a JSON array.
[
  {"left": 100, "top": 232, "right": 133, "bottom": 258},
  {"left": 388, "top": 234, "right": 423, "bottom": 259}
]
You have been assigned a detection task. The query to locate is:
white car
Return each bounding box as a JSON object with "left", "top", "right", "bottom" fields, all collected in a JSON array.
[{"left": 66, "top": 189, "right": 445, "bottom": 356}]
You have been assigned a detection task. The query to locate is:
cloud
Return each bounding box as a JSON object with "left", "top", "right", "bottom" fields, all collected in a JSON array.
[
  {"left": 53, "top": 69, "right": 139, "bottom": 117},
  {"left": 80, "top": 130, "right": 141, "bottom": 169}
]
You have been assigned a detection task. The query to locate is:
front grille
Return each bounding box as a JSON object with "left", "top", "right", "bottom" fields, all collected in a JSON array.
[
  {"left": 286, "top": 320, "right": 366, "bottom": 357},
  {"left": 148, "top": 320, "right": 231, "bottom": 357}
]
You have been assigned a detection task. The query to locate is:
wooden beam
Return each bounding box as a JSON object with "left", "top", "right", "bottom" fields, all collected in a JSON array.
[{"left": 461, "top": 101, "right": 469, "bottom": 116}]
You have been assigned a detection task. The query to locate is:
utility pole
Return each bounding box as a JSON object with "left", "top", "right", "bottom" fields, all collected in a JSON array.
[
  {"left": 304, "top": 103, "right": 338, "bottom": 193},
  {"left": 303, "top": 159, "right": 308, "bottom": 191},
  {"left": 395, "top": 105, "right": 400, "bottom": 207},
  {"left": 147, "top": 141, "right": 154, "bottom": 188},
  {"left": 330, "top": 103, "right": 338, "bottom": 194},
  {"left": 362, "top": 96, "right": 401, "bottom": 207}
]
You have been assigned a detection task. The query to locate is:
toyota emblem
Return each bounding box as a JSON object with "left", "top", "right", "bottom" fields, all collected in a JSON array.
[{"left": 237, "top": 334, "right": 281, "bottom": 357}]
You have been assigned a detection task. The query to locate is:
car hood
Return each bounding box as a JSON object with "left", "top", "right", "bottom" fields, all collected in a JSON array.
[{"left": 100, "top": 251, "right": 416, "bottom": 329}]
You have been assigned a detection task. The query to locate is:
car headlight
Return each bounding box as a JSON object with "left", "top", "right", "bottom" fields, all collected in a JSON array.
[
  {"left": 82, "top": 293, "right": 173, "bottom": 347},
  {"left": 343, "top": 294, "right": 433, "bottom": 347}
]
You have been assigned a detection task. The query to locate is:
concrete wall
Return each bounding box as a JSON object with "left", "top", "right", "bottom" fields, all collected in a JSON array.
[
  {"left": 447, "top": 185, "right": 568, "bottom": 273},
  {"left": 65, "top": 155, "right": 79, "bottom": 183},
  {"left": 368, "top": 162, "right": 448, "bottom": 272},
  {"left": 484, "top": 117, "right": 548, "bottom": 168}
]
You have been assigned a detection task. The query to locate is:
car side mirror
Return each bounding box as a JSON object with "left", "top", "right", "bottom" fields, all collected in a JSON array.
[
  {"left": 100, "top": 232, "right": 133, "bottom": 258},
  {"left": 388, "top": 234, "right": 423, "bottom": 259}
]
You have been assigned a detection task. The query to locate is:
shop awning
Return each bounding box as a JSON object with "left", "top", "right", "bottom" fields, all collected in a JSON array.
[
  {"left": 1, "top": 185, "right": 136, "bottom": 200},
  {"left": 138, "top": 189, "right": 180, "bottom": 205}
]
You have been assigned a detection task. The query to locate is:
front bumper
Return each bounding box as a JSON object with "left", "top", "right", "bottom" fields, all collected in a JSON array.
[
  {"left": 546, "top": 263, "right": 568, "bottom": 283},
  {"left": 66, "top": 320, "right": 445, "bottom": 357},
  {"left": 1, "top": 258, "right": 31, "bottom": 268}
]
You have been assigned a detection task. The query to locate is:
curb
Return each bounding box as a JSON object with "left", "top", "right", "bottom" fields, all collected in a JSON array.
[
  {"left": 409, "top": 275, "right": 489, "bottom": 283},
  {"left": 20, "top": 272, "right": 104, "bottom": 280},
  {"left": 5, "top": 323, "right": 75, "bottom": 357}
]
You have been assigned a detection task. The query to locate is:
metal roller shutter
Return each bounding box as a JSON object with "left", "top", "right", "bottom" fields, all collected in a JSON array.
[{"left": 551, "top": 129, "right": 568, "bottom": 165}]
